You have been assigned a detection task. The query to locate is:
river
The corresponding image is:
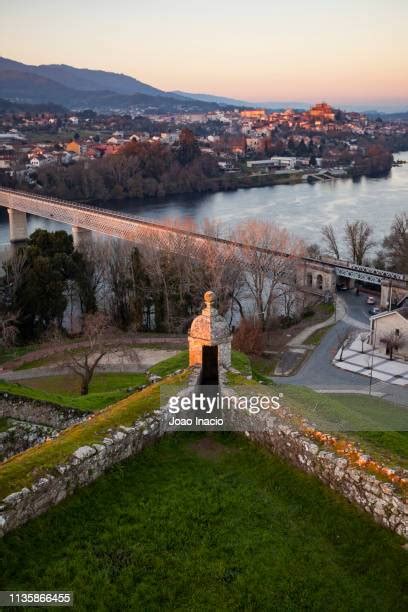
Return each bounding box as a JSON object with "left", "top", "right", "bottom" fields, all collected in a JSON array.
[{"left": 1, "top": 151, "right": 408, "bottom": 249}]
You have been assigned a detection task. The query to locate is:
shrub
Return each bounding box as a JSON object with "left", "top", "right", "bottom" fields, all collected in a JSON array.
[{"left": 232, "top": 319, "right": 265, "bottom": 355}]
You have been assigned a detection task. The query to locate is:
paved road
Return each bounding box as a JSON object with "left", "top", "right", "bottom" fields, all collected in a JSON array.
[{"left": 273, "top": 291, "right": 408, "bottom": 407}]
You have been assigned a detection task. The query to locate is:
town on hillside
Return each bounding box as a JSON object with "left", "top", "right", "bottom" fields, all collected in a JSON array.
[{"left": 0, "top": 102, "right": 406, "bottom": 194}]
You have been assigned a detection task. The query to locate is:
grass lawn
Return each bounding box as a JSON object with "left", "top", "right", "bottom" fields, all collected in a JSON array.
[
  {"left": 15, "top": 343, "right": 187, "bottom": 371},
  {"left": 149, "top": 350, "right": 189, "bottom": 377},
  {"left": 0, "top": 345, "right": 39, "bottom": 365},
  {"left": 304, "top": 324, "right": 335, "bottom": 346},
  {"left": 280, "top": 386, "right": 408, "bottom": 467},
  {"left": 227, "top": 372, "right": 408, "bottom": 470},
  {"left": 148, "top": 350, "right": 251, "bottom": 378},
  {"left": 250, "top": 354, "right": 279, "bottom": 377},
  {"left": 19, "top": 372, "right": 147, "bottom": 396},
  {"left": 0, "top": 432, "right": 406, "bottom": 610},
  {"left": 0, "top": 371, "right": 189, "bottom": 499},
  {"left": 0, "top": 372, "right": 148, "bottom": 413}
]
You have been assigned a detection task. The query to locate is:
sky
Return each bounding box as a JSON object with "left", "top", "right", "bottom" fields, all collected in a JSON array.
[{"left": 1, "top": 0, "right": 407, "bottom": 107}]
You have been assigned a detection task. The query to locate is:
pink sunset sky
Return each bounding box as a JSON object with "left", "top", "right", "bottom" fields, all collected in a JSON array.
[{"left": 1, "top": 0, "right": 407, "bottom": 106}]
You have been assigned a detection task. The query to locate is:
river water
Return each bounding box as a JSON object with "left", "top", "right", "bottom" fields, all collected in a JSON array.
[{"left": 1, "top": 151, "right": 408, "bottom": 248}]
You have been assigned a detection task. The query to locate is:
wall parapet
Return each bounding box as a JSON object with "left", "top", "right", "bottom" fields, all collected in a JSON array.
[
  {"left": 0, "top": 408, "right": 167, "bottom": 536},
  {"left": 0, "top": 393, "right": 90, "bottom": 429},
  {"left": 246, "top": 417, "right": 408, "bottom": 540}
]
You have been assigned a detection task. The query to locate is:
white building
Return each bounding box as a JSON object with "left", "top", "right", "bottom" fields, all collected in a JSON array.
[
  {"left": 247, "top": 156, "right": 296, "bottom": 171},
  {"left": 370, "top": 308, "right": 408, "bottom": 358}
]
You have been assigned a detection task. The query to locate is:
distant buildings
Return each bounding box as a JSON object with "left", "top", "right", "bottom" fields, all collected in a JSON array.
[
  {"left": 308, "top": 102, "right": 336, "bottom": 122},
  {"left": 240, "top": 109, "right": 267, "bottom": 120}
]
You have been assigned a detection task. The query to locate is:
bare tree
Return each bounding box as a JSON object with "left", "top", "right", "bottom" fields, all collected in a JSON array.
[
  {"left": 380, "top": 330, "right": 405, "bottom": 361},
  {"left": 382, "top": 212, "right": 408, "bottom": 273},
  {"left": 232, "top": 220, "right": 305, "bottom": 330},
  {"left": 64, "top": 313, "right": 113, "bottom": 395},
  {"left": 321, "top": 224, "right": 341, "bottom": 259},
  {"left": 103, "top": 240, "right": 134, "bottom": 330},
  {"left": 360, "top": 332, "right": 370, "bottom": 354},
  {"left": 336, "top": 329, "right": 350, "bottom": 361},
  {"left": 344, "top": 220, "right": 375, "bottom": 265},
  {"left": 76, "top": 239, "right": 107, "bottom": 313}
]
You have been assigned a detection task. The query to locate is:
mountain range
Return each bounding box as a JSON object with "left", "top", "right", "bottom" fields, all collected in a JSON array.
[
  {"left": 0, "top": 57, "right": 406, "bottom": 114},
  {"left": 0, "top": 57, "right": 230, "bottom": 112}
]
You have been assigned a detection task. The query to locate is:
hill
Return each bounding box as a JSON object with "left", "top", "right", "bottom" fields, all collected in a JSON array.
[
  {"left": 0, "top": 60, "right": 227, "bottom": 113},
  {"left": 0, "top": 56, "right": 165, "bottom": 97}
]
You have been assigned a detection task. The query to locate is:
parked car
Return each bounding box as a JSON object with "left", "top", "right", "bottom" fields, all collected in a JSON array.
[
  {"left": 336, "top": 283, "right": 348, "bottom": 291},
  {"left": 368, "top": 306, "right": 381, "bottom": 315},
  {"left": 366, "top": 296, "right": 376, "bottom": 305}
]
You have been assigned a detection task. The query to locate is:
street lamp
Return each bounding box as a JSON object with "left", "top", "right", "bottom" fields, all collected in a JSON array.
[{"left": 369, "top": 329, "right": 376, "bottom": 396}]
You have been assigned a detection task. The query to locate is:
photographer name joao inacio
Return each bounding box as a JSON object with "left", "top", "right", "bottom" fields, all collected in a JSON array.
[{"left": 167, "top": 391, "right": 282, "bottom": 423}]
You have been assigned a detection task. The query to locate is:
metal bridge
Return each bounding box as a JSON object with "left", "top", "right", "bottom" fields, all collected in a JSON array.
[{"left": 0, "top": 188, "right": 406, "bottom": 298}]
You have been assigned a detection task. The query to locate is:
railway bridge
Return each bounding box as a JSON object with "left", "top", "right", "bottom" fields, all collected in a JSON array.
[{"left": 1, "top": 187, "right": 407, "bottom": 309}]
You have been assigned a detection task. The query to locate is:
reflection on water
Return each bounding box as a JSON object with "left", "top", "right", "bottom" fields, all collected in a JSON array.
[{"left": 1, "top": 151, "right": 407, "bottom": 251}]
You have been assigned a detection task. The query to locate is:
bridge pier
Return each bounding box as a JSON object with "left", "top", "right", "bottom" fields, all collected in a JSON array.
[
  {"left": 297, "top": 260, "right": 336, "bottom": 294},
  {"left": 7, "top": 208, "right": 28, "bottom": 244},
  {"left": 72, "top": 226, "right": 92, "bottom": 249}
]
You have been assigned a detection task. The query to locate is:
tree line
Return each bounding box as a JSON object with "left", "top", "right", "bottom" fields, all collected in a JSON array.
[
  {"left": 30, "top": 129, "right": 234, "bottom": 201},
  {"left": 308, "top": 213, "right": 408, "bottom": 274},
  {"left": 0, "top": 221, "right": 305, "bottom": 348}
]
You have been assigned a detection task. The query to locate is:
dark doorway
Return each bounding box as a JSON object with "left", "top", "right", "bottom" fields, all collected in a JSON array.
[{"left": 200, "top": 345, "right": 219, "bottom": 385}]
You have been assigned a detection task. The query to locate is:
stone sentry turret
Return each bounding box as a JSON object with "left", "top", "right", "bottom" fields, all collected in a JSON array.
[{"left": 188, "top": 291, "right": 232, "bottom": 373}]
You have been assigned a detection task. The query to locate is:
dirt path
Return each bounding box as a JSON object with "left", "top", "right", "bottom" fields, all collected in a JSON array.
[
  {"left": 0, "top": 334, "right": 186, "bottom": 372},
  {"left": 1, "top": 348, "right": 180, "bottom": 381}
]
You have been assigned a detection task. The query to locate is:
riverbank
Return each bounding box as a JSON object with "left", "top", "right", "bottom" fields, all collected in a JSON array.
[{"left": 1, "top": 151, "right": 408, "bottom": 247}]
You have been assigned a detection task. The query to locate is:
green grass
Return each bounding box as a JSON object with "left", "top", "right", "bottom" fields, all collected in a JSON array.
[
  {"left": 19, "top": 372, "right": 147, "bottom": 396},
  {"left": 147, "top": 350, "right": 250, "bottom": 378},
  {"left": 317, "top": 302, "right": 335, "bottom": 316},
  {"left": 0, "top": 372, "right": 148, "bottom": 413},
  {"left": 147, "top": 350, "right": 189, "bottom": 377},
  {"left": 15, "top": 348, "right": 86, "bottom": 371},
  {"left": 16, "top": 343, "right": 187, "bottom": 371},
  {"left": 0, "top": 432, "right": 406, "bottom": 610},
  {"left": 231, "top": 350, "right": 251, "bottom": 375},
  {"left": 226, "top": 371, "right": 408, "bottom": 469},
  {"left": 282, "top": 385, "right": 408, "bottom": 468},
  {"left": 0, "top": 345, "right": 38, "bottom": 365},
  {"left": 305, "top": 324, "right": 335, "bottom": 346},
  {"left": 0, "top": 371, "right": 189, "bottom": 499},
  {"left": 250, "top": 354, "right": 278, "bottom": 377}
]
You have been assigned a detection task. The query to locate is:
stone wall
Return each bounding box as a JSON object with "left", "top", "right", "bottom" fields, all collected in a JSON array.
[
  {"left": 1, "top": 372, "right": 407, "bottom": 541},
  {"left": 0, "top": 409, "right": 166, "bottom": 537},
  {"left": 0, "top": 420, "right": 56, "bottom": 461},
  {"left": 0, "top": 393, "right": 90, "bottom": 429},
  {"left": 247, "top": 418, "right": 408, "bottom": 540}
]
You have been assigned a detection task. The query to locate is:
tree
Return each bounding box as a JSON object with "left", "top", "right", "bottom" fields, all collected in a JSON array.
[
  {"left": 232, "top": 220, "right": 305, "bottom": 330},
  {"left": 321, "top": 224, "right": 341, "bottom": 259},
  {"left": 104, "top": 240, "right": 134, "bottom": 330},
  {"left": 382, "top": 213, "right": 408, "bottom": 274},
  {"left": 64, "top": 313, "right": 113, "bottom": 395},
  {"left": 380, "top": 330, "right": 405, "bottom": 361},
  {"left": 344, "top": 220, "right": 375, "bottom": 265},
  {"left": 177, "top": 128, "right": 201, "bottom": 165},
  {"left": 232, "top": 319, "right": 264, "bottom": 355},
  {"left": 0, "top": 230, "right": 93, "bottom": 341},
  {"left": 306, "top": 243, "right": 321, "bottom": 259},
  {"left": 336, "top": 329, "right": 350, "bottom": 361}
]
